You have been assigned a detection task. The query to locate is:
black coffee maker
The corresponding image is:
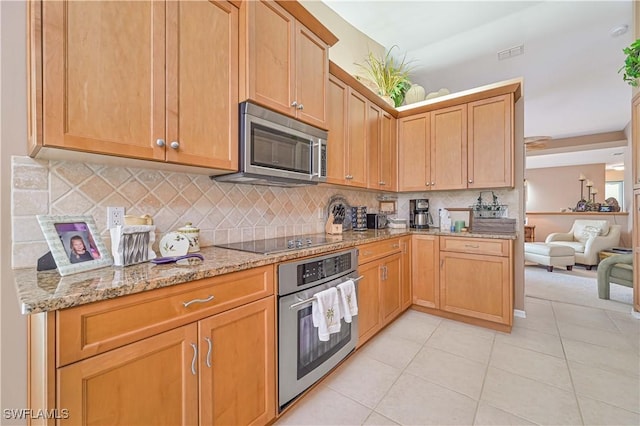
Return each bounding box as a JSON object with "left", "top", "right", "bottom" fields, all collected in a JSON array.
[{"left": 410, "top": 199, "right": 431, "bottom": 229}]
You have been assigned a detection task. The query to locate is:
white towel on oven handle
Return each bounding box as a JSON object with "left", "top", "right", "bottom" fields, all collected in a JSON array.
[
  {"left": 312, "top": 287, "right": 341, "bottom": 341},
  {"left": 337, "top": 279, "right": 358, "bottom": 323}
]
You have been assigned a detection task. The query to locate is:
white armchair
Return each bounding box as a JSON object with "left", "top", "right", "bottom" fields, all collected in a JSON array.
[{"left": 545, "top": 220, "right": 621, "bottom": 269}]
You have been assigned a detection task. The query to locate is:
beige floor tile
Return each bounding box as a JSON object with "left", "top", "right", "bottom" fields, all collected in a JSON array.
[
  {"left": 363, "top": 411, "right": 400, "bottom": 426},
  {"left": 473, "top": 402, "right": 536, "bottom": 425},
  {"left": 513, "top": 313, "right": 559, "bottom": 336},
  {"left": 558, "top": 321, "right": 637, "bottom": 351},
  {"left": 569, "top": 361, "right": 640, "bottom": 414},
  {"left": 494, "top": 325, "right": 564, "bottom": 358},
  {"left": 577, "top": 395, "right": 640, "bottom": 426},
  {"left": 275, "top": 384, "right": 372, "bottom": 425},
  {"left": 426, "top": 324, "right": 495, "bottom": 364},
  {"left": 405, "top": 346, "right": 487, "bottom": 399},
  {"left": 380, "top": 309, "right": 441, "bottom": 344},
  {"left": 552, "top": 301, "right": 619, "bottom": 332},
  {"left": 490, "top": 341, "right": 573, "bottom": 391},
  {"left": 439, "top": 318, "right": 498, "bottom": 340},
  {"left": 359, "top": 332, "right": 423, "bottom": 370},
  {"left": 606, "top": 310, "right": 640, "bottom": 340},
  {"left": 563, "top": 338, "right": 639, "bottom": 377},
  {"left": 324, "top": 352, "right": 402, "bottom": 409},
  {"left": 376, "top": 373, "right": 477, "bottom": 425},
  {"left": 481, "top": 367, "right": 582, "bottom": 425}
]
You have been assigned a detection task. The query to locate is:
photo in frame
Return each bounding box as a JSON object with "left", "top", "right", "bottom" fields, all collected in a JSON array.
[{"left": 37, "top": 215, "right": 113, "bottom": 276}]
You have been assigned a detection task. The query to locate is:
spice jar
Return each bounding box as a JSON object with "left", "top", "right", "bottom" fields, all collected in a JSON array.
[{"left": 177, "top": 222, "right": 200, "bottom": 253}]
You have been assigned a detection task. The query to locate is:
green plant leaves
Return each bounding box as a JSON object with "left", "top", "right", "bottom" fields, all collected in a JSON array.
[
  {"left": 358, "top": 45, "right": 415, "bottom": 107},
  {"left": 619, "top": 38, "right": 640, "bottom": 87}
]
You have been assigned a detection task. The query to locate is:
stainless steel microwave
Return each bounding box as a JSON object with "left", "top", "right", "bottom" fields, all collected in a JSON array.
[{"left": 213, "top": 102, "right": 328, "bottom": 187}]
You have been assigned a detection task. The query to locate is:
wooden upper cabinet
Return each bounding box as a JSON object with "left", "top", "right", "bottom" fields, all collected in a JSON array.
[
  {"left": 166, "top": 0, "right": 239, "bottom": 170},
  {"left": 431, "top": 105, "right": 467, "bottom": 190},
  {"left": 347, "top": 88, "right": 368, "bottom": 188},
  {"left": 38, "top": 1, "right": 165, "bottom": 160},
  {"left": 368, "top": 105, "right": 397, "bottom": 191},
  {"left": 468, "top": 94, "right": 513, "bottom": 188},
  {"left": 398, "top": 112, "right": 430, "bottom": 191},
  {"left": 326, "top": 74, "right": 348, "bottom": 185},
  {"left": 240, "top": 0, "right": 328, "bottom": 129},
  {"left": 32, "top": 0, "right": 238, "bottom": 170}
]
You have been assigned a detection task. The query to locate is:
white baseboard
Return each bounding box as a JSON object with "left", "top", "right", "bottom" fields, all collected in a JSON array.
[
  {"left": 632, "top": 309, "right": 640, "bottom": 320},
  {"left": 514, "top": 309, "right": 526, "bottom": 318}
]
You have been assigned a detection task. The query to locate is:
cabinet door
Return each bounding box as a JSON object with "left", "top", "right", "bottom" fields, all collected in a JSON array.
[
  {"left": 199, "top": 297, "right": 276, "bottom": 426},
  {"left": 380, "top": 253, "right": 402, "bottom": 324},
  {"left": 400, "top": 237, "right": 412, "bottom": 311},
  {"left": 440, "top": 252, "right": 512, "bottom": 325},
  {"left": 411, "top": 235, "right": 439, "bottom": 309},
  {"left": 633, "top": 94, "right": 640, "bottom": 189},
  {"left": 357, "top": 261, "right": 382, "bottom": 347},
  {"left": 398, "top": 113, "right": 430, "bottom": 191},
  {"left": 431, "top": 105, "right": 467, "bottom": 190},
  {"left": 40, "top": 1, "right": 165, "bottom": 160},
  {"left": 242, "top": 0, "right": 295, "bottom": 116},
  {"left": 295, "top": 22, "right": 328, "bottom": 129},
  {"left": 468, "top": 94, "right": 513, "bottom": 188},
  {"left": 367, "top": 103, "right": 382, "bottom": 189},
  {"left": 58, "top": 325, "right": 198, "bottom": 425},
  {"left": 166, "top": 0, "right": 238, "bottom": 170},
  {"left": 346, "top": 88, "right": 368, "bottom": 187},
  {"left": 380, "top": 112, "right": 398, "bottom": 191},
  {"left": 326, "top": 75, "right": 348, "bottom": 185}
]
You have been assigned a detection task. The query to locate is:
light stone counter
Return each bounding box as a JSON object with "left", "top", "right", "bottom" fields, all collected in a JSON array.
[{"left": 14, "top": 229, "right": 517, "bottom": 314}]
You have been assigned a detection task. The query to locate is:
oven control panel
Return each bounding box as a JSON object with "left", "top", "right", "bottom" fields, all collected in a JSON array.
[{"left": 297, "top": 252, "right": 352, "bottom": 285}]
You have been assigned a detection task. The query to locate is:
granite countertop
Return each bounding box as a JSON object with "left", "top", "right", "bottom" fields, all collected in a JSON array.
[{"left": 14, "top": 229, "right": 517, "bottom": 314}]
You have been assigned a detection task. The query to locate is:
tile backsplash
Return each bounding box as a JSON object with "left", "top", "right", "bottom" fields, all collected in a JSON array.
[
  {"left": 11, "top": 156, "right": 379, "bottom": 268},
  {"left": 11, "top": 156, "right": 520, "bottom": 268}
]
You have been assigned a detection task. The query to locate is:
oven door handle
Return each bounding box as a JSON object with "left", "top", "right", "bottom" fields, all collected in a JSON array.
[{"left": 288, "top": 275, "right": 363, "bottom": 309}]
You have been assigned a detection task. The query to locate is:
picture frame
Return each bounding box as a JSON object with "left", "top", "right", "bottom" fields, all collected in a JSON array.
[{"left": 37, "top": 215, "right": 113, "bottom": 276}]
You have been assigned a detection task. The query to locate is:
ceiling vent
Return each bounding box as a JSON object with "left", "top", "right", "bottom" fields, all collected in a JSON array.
[{"left": 498, "top": 44, "right": 524, "bottom": 60}]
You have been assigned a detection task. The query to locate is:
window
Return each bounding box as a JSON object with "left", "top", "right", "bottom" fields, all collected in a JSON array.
[{"left": 605, "top": 181, "right": 623, "bottom": 203}]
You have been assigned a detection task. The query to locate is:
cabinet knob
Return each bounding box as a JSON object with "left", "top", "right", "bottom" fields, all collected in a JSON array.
[
  {"left": 345, "top": 175, "right": 353, "bottom": 180},
  {"left": 297, "top": 104, "right": 304, "bottom": 110},
  {"left": 431, "top": 181, "right": 435, "bottom": 186},
  {"left": 170, "top": 141, "right": 180, "bottom": 150},
  {"left": 291, "top": 101, "right": 298, "bottom": 107},
  {"left": 425, "top": 182, "right": 430, "bottom": 186},
  {"left": 156, "top": 138, "right": 165, "bottom": 147},
  {"left": 468, "top": 179, "right": 473, "bottom": 184},
  {"left": 379, "top": 181, "right": 386, "bottom": 186}
]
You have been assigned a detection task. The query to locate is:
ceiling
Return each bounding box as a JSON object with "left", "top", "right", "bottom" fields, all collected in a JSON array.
[{"left": 321, "top": 0, "right": 634, "bottom": 169}]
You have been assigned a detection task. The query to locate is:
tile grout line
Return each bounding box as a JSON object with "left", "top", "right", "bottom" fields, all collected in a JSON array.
[{"left": 470, "top": 330, "right": 496, "bottom": 425}]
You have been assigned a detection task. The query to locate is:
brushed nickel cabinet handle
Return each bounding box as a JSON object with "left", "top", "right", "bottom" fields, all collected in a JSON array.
[
  {"left": 464, "top": 244, "right": 480, "bottom": 249},
  {"left": 297, "top": 104, "right": 304, "bottom": 110},
  {"left": 182, "top": 295, "right": 214, "bottom": 308},
  {"left": 379, "top": 181, "right": 386, "bottom": 186},
  {"left": 170, "top": 141, "right": 180, "bottom": 149},
  {"left": 190, "top": 343, "right": 197, "bottom": 375},
  {"left": 205, "top": 337, "right": 212, "bottom": 368},
  {"left": 291, "top": 101, "right": 298, "bottom": 107},
  {"left": 156, "top": 138, "right": 165, "bottom": 147},
  {"left": 391, "top": 243, "right": 400, "bottom": 249}
]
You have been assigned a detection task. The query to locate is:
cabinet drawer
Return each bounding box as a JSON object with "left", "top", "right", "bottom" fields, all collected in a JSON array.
[
  {"left": 440, "top": 237, "right": 510, "bottom": 257},
  {"left": 358, "top": 238, "right": 402, "bottom": 265},
  {"left": 56, "top": 265, "right": 274, "bottom": 366}
]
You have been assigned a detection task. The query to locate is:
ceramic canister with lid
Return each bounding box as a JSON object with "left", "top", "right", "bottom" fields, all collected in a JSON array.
[{"left": 178, "top": 222, "right": 200, "bottom": 253}]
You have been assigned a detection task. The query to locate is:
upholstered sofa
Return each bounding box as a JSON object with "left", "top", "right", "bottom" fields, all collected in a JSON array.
[
  {"left": 545, "top": 220, "right": 621, "bottom": 269},
  {"left": 597, "top": 254, "right": 633, "bottom": 299}
]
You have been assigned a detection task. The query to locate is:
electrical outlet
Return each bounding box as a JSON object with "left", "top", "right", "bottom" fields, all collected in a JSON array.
[
  {"left": 317, "top": 208, "right": 324, "bottom": 220},
  {"left": 107, "top": 207, "right": 125, "bottom": 229}
]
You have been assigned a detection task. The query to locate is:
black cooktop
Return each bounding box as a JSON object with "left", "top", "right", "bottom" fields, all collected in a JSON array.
[{"left": 215, "top": 234, "right": 333, "bottom": 255}]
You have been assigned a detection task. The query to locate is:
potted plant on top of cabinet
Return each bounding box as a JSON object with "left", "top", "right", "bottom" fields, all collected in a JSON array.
[
  {"left": 619, "top": 38, "right": 640, "bottom": 87},
  {"left": 358, "top": 46, "right": 414, "bottom": 107}
]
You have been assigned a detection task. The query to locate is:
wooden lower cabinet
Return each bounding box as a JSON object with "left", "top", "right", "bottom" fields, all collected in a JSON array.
[
  {"left": 400, "top": 236, "right": 412, "bottom": 311},
  {"left": 439, "top": 251, "right": 512, "bottom": 326},
  {"left": 58, "top": 325, "right": 199, "bottom": 425},
  {"left": 57, "top": 297, "right": 275, "bottom": 426},
  {"left": 411, "top": 234, "right": 439, "bottom": 309},
  {"left": 357, "top": 252, "right": 401, "bottom": 346}
]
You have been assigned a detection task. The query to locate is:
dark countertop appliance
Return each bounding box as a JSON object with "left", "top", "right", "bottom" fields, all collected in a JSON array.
[{"left": 410, "top": 198, "right": 432, "bottom": 229}]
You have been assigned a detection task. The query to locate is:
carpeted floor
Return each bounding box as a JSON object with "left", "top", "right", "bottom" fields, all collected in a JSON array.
[{"left": 524, "top": 264, "right": 634, "bottom": 313}]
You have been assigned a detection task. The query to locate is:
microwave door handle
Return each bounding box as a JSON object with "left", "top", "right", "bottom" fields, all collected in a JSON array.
[{"left": 311, "top": 139, "right": 320, "bottom": 179}]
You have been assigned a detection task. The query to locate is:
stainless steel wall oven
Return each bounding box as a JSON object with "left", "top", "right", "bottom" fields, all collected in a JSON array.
[{"left": 277, "top": 249, "right": 360, "bottom": 410}]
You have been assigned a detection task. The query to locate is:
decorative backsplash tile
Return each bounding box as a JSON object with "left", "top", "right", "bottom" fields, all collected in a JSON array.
[{"left": 11, "top": 156, "right": 379, "bottom": 268}]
